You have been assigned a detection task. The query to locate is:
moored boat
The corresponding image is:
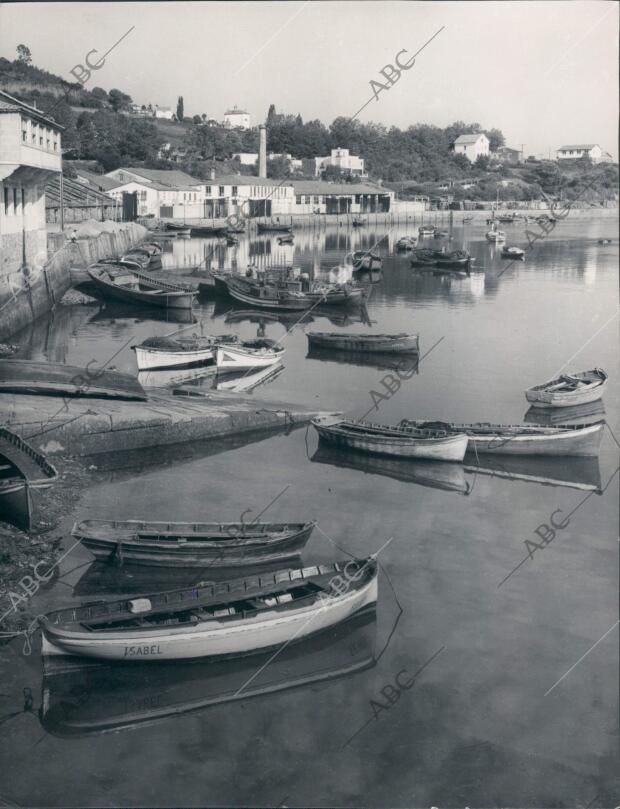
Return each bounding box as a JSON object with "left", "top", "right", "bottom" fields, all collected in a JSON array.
[
  {"left": 307, "top": 332, "right": 419, "bottom": 354},
  {"left": 39, "top": 557, "right": 378, "bottom": 661},
  {"left": 418, "top": 225, "right": 436, "bottom": 236},
  {"left": 435, "top": 249, "right": 472, "bottom": 269},
  {"left": 0, "top": 428, "right": 58, "bottom": 530},
  {"left": 87, "top": 266, "right": 197, "bottom": 310},
  {"left": 257, "top": 222, "right": 292, "bottom": 234},
  {"left": 352, "top": 218, "right": 366, "bottom": 227},
  {"left": 501, "top": 245, "right": 525, "bottom": 259},
  {"left": 218, "top": 275, "right": 313, "bottom": 311},
  {"left": 132, "top": 334, "right": 238, "bottom": 371},
  {"left": 312, "top": 416, "right": 469, "bottom": 462},
  {"left": 72, "top": 518, "right": 316, "bottom": 567},
  {"left": 486, "top": 228, "right": 506, "bottom": 242},
  {"left": 277, "top": 234, "right": 294, "bottom": 245},
  {"left": 215, "top": 338, "right": 285, "bottom": 371},
  {"left": 400, "top": 420, "right": 604, "bottom": 456},
  {"left": 396, "top": 236, "right": 417, "bottom": 251},
  {"left": 525, "top": 368, "right": 608, "bottom": 409},
  {"left": 352, "top": 251, "right": 382, "bottom": 271},
  {"left": 165, "top": 223, "right": 191, "bottom": 235}
]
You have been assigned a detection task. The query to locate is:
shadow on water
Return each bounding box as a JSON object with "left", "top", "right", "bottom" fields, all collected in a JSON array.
[
  {"left": 306, "top": 346, "right": 420, "bottom": 373},
  {"left": 463, "top": 453, "right": 603, "bottom": 493},
  {"left": 38, "top": 608, "right": 378, "bottom": 738}
]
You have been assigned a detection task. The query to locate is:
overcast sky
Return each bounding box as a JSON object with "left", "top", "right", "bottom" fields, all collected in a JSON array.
[{"left": 0, "top": 1, "right": 617, "bottom": 158}]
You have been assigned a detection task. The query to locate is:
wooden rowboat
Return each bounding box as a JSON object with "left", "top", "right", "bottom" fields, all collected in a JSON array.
[
  {"left": 87, "top": 267, "right": 196, "bottom": 310},
  {"left": 257, "top": 223, "right": 292, "bottom": 233},
  {"left": 312, "top": 416, "right": 469, "bottom": 462},
  {"left": 396, "top": 237, "right": 417, "bottom": 251},
  {"left": 0, "top": 427, "right": 58, "bottom": 530},
  {"left": 418, "top": 225, "right": 436, "bottom": 235},
  {"left": 219, "top": 275, "right": 312, "bottom": 311},
  {"left": 0, "top": 359, "right": 147, "bottom": 401},
  {"left": 215, "top": 338, "right": 285, "bottom": 371},
  {"left": 525, "top": 368, "right": 608, "bottom": 409},
  {"left": 39, "top": 557, "right": 378, "bottom": 662},
  {"left": 72, "top": 518, "right": 315, "bottom": 567},
  {"left": 307, "top": 332, "right": 419, "bottom": 354},
  {"left": 501, "top": 246, "right": 525, "bottom": 259},
  {"left": 486, "top": 229, "right": 506, "bottom": 242},
  {"left": 401, "top": 420, "right": 604, "bottom": 457},
  {"left": 132, "top": 334, "right": 238, "bottom": 371}
]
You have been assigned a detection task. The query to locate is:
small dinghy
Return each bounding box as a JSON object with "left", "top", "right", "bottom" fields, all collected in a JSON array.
[
  {"left": 352, "top": 251, "right": 382, "bottom": 271},
  {"left": 132, "top": 334, "right": 238, "bottom": 371},
  {"left": 418, "top": 225, "right": 436, "bottom": 236},
  {"left": 257, "top": 222, "right": 292, "bottom": 234},
  {"left": 87, "top": 266, "right": 196, "bottom": 310},
  {"left": 215, "top": 338, "right": 285, "bottom": 371},
  {"left": 166, "top": 223, "right": 191, "bottom": 235},
  {"left": 501, "top": 245, "right": 525, "bottom": 259},
  {"left": 525, "top": 368, "right": 608, "bottom": 409},
  {"left": 307, "top": 332, "right": 419, "bottom": 354},
  {"left": 396, "top": 236, "right": 417, "bottom": 251},
  {"left": 352, "top": 218, "right": 366, "bottom": 227},
  {"left": 435, "top": 249, "right": 471, "bottom": 269},
  {"left": 39, "top": 557, "right": 378, "bottom": 662},
  {"left": 486, "top": 228, "right": 506, "bottom": 242},
  {"left": 401, "top": 420, "right": 604, "bottom": 457},
  {"left": 72, "top": 518, "right": 316, "bottom": 567},
  {"left": 312, "top": 416, "right": 469, "bottom": 462},
  {"left": 277, "top": 234, "right": 294, "bottom": 245}
]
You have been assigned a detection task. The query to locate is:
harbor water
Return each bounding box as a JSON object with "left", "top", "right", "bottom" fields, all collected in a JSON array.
[{"left": 0, "top": 214, "right": 618, "bottom": 807}]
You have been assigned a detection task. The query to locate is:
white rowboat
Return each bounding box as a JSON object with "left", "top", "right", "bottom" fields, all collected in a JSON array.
[
  {"left": 215, "top": 339, "right": 285, "bottom": 372},
  {"left": 525, "top": 368, "right": 608, "bottom": 408}
]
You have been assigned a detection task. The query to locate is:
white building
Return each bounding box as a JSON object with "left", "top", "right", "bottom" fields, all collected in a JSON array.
[
  {"left": 200, "top": 175, "right": 295, "bottom": 218},
  {"left": 291, "top": 181, "right": 393, "bottom": 214},
  {"left": 453, "top": 133, "right": 490, "bottom": 162},
  {"left": 313, "top": 148, "right": 365, "bottom": 177},
  {"left": 232, "top": 152, "right": 259, "bottom": 166},
  {"left": 223, "top": 107, "right": 251, "bottom": 129},
  {"left": 0, "top": 90, "right": 62, "bottom": 278},
  {"left": 154, "top": 105, "right": 174, "bottom": 120},
  {"left": 556, "top": 144, "right": 604, "bottom": 162},
  {"left": 104, "top": 168, "right": 207, "bottom": 217}
]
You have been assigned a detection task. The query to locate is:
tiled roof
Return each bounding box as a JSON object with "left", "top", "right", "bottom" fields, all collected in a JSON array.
[
  {"left": 454, "top": 133, "right": 487, "bottom": 145},
  {"left": 0, "top": 90, "right": 64, "bottom": 129},
  {"left": 75, "top": 169, "right": 123, "bottom": 191},
  {"left": 109, "top": 168, "right": 204, "bottom": 187},
  {"left": 291, "top": 180, "right": 390, "bottom": 195},
  {"left": 558, "top": 144, "right": 598, "bottom": 151},
  {"left": 211, "top": 175, "right": 289, "bottom": 187},
  {"left": 225, "top": 109, "right": 249, "bottom": 115},
  {"left": 45, "top": 176, "right": 114, "bottom": 207}
]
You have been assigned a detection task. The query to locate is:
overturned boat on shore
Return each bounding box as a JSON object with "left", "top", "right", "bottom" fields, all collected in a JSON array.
[{"left": 0, "top": 428, "right": 58, "bottom": 530}]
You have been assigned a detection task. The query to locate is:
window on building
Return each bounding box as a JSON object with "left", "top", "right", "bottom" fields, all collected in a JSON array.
[
  {"left": 46, "top": 139, "right": 50, "bottom": 149},
  {"left": 39, "top": 137, "right": 43, "bottom": 146},
  {"left": 3, "top": 187, "right": 8, "bottom": 214},
  {"left": 296, "top": 195, "right": 302, "bottom": 204},
  {"left": 22, "top": 129, "right": 27, "bottom": 142},
  {"left": 232, "top": 186, "right": 238, "bottom": 196},
  {"left": 32, "top": 131, "right": 36, "bottom": 143},
  {"left": 13, "top": 188, "right": 19, "bottom": 212},
  {"left": 219, "top": 186, "right": 225, "bottom": 196},
  {"left": 313, "top": 196, "right": 319, "bottom": 204},
  {"left": 53, "top": 141, "right": 58, "bottom": 151},
  {"left": 206, "top": 186, "right": 211, "bottom": 195}
]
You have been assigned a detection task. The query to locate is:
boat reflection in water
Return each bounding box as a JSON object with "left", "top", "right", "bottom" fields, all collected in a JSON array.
[
  {"left": 138, "top": 365, "right": 217, "bottom": 389},
  {"left": 88, "top": 303, "right": 197, "bottom": 326},
  {"left": 311, "top": 444, "right": 470, "bottom": 495},
  {"left": 463, "top": 454, "right": 603, "bottom": 493},
  {"left": 523, "top": 401, "right": 606, "bottom": 426},
  {"left": 138, "top": 362, "right": 284, "bottom": 393},
  {"left": 306, "top": 346, "right": 420, "bottom": 374},
  {"left": 39, "top": 607, "right": 377, "bottom": 737}
]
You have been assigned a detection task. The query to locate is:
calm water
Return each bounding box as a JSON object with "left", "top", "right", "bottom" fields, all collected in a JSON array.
[{"left": 0, "top": 215, "right": 618, "bottom": 807}]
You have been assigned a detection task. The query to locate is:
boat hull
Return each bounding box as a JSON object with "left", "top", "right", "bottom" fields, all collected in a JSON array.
[
  {"left": 466, "top": 423, "right": 603, "bottom": 456},
  {"left": 75, "top": 520, "right": 315, "bottom": 567},
  {"left": 87, "top": 270, "right": 196, "bottom": 310},
  {"left": 313, "top": 420, "right": 468, "bottom": 462},
  {"left": 133, "top": 345, "right": 214, "bottom": 371},
  {"left": 225, "top": 280, "right": 311, "bottom": 311},
  {"left": 307, "top": 333, "right": 419, "bottom": 354},
  {"left": 215, "top": 343, "right": 284, "bottom": 371},
  {"left": 525, "top": 371, "right": 608, "bottom": 408},
  {"left": 41, "top": 575, "right": 378, "bottom": 661}
]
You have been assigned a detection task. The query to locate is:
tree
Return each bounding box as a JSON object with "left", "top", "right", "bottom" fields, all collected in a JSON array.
[
  {"left": 201, "top": 113, "right": 207, "bottom": 122},
  {"left": 91, "top": 87, "right": 108, "bottom": 101},
  {"left": 267, "top": 156, "right": 290, "bottom": 179},
  {"left": 177, "top": 96, "right": 184, "bottom": 122},
  {"left": 108, "top": 88, "right": 132, "bottom": 112},
  {"left": 485, "top": 128, "right": 505, "bottom": 151},
  {"left": 16, "top": 44, "right": 32, "bottom": 64},
  {"left": 192, "top": 115, "right": 202, "bottom": 124},
  {"left": 474, "top": 154, "right": 490, "bottom": 170},
  {"left": 267, "top": 104, "right": 277, "bottom": 125}
]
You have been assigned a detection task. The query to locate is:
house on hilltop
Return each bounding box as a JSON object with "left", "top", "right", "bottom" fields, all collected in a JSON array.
[
  {"left": 453, "top": 133, "right": 490, "bottom": 162},
  {"left": 556, "top": 144, "right": 612, "bottom": 163}
]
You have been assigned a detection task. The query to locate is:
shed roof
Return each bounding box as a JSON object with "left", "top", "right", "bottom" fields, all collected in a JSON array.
[
  {"left": 109, "top": 167, "right": 204, "bottom": 187},
  {"left": 558, "top": 144, "right": 599, "bottom": 151},
  {"left": 291, "top": 180, "right": 390, "bottom": 195},
  {"left": 454, "top": 133, "right": 487, "bottom": 145}
]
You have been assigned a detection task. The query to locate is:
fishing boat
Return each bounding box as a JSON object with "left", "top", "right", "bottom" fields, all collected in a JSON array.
[
  {"left": 0, "top": 359, "right": 147, "bottom": 400},
  {"left": 501, "top": 245, "right": 525, "bottom": 259},
  {"left": 312, "top": 416, "right": 469, "bottom": 462},
  {"left": 433, "top": 230, "right": 449, "bottom": 238},
  {"left": 165, "top": 223, "right": 191, "bottom": 235},
  {"left": 0, "top": 428, "right": 58, "bottom": 530},
  {"left": 122, "top": 244, "right": 163, "bottom": 270},
  {"left": 189, "top": 225, "right": 223, "bottom": 237},
  {"left": 87, "top": 266, "right": 197, "bottom": 310},
  {"left": 498, "top": 214, "right": 520, "bottom": 224},
  {"left": 72, "top": 518, "right": 316, "bottom": 567},
  {"left": 257, "top": 222, "right": 292, "bottom": 234},
  {"left": 411, "top": 248, "right": 441, "bottom": 267},
  {"left": 525, "top": 368, "right": 608, "bottom": 409},
  {"left": 218, "top": 275, "right": 312, "bottom": 311},
  {"left": 277, "top": 234, "right": 294, "bottom": 245},
  {"left": 39, "top": 608, "right": 377, "bottom": 731},
  {"left": 215, "top": 338, "right": 285, "bottom": 371},
  {"left": 435, "top": 249, "right": 472, "bottom": 269},
  {"left": 418, "top": 225, "right": 436, "bottom": 236},
  {"left": 400, "top": 420, "right": 604, "bottom": 457},
  {"left": 352, "top": 251, "right": 382, "bottom": 271},
  {"left": 307, "top": 332, "right": 419, "bottom": 354},
  {"left": 132, "top": 334, "right": 238, "bottom": 371},
  {"left": 486, "top": 228, "right": 506, "bottom": 242},
  {"left": 305, "top": 282, "right": 365, "bottom": 306},
  {"left": 352, "top": 218, "right": 366, "bottom": 228},
  {"left": 396, "top": 236, "right": 417, "bottom": 251},
  {"left": 39, "top": 556, "right": 378, "bottom": 662}
]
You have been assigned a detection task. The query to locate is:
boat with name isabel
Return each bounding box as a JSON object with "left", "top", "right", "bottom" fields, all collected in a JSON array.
[
  {"left": 400, "top": 420, "right": 604, "bottom": 456},
  {"left": 307, "top": 332, "right": 419, "bottom": 354},
  {"left": 72, "top": 518, "right": 316, "bottom": 567},
  {"left": 312, "top": 416, "right": 469, "bottom": 462},
  {"left": 215, "top": 338, "right": 285, "bottom": 371},
  {"left": 132, "top": 334, "right": 238, "bottom": 371},
  {"left": 87, "top": 266, "right": 197, "bottom": 310},
  {"left": 39, "top": 557, "right": 378, "bottom": 661},
  {"left": 525, "top": 368, "right": 608, "bottom": 409}
]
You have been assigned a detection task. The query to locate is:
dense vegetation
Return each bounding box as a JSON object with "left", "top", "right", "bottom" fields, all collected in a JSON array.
[{"left": 1, "top": 51, "right": 617, "bottom": 201}]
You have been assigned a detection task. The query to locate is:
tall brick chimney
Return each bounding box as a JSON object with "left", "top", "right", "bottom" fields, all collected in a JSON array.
[{"left": 258, "top": 125, "right": 267, "bottom": 179}]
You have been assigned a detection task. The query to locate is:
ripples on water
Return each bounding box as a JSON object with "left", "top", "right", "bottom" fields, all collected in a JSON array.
[{"left": 1, "top": 215, "right": 618, "bottom": 807}]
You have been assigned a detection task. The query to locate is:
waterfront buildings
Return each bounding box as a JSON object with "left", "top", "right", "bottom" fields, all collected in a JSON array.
[
  {"left": 291, "top": 180, "right": 394, "bottom": 214},
  {"left": 453, "top": 133, "right": 490, "bottom": 162},
  {"left": 556, "top": 144, "right": 612, "bottom": 163},
  {"left": 223, "top": 107, "right": 251, "bottom": 129},
  {"left": 312, "top": 148, "right": 366, "bottom": 178}
]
